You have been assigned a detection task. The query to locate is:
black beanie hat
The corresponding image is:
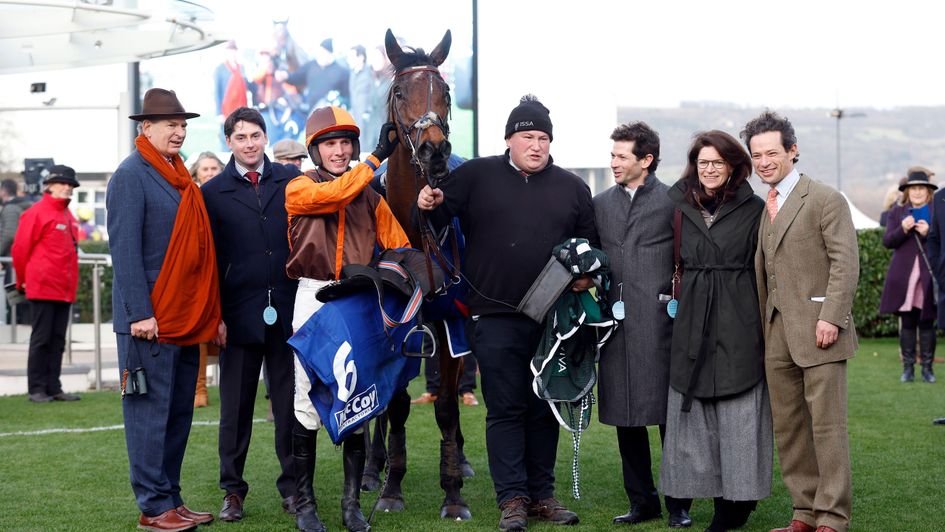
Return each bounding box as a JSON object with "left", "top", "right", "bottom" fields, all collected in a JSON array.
[{"left": 505, "top": 94, "right": 553, "bottom": 141}]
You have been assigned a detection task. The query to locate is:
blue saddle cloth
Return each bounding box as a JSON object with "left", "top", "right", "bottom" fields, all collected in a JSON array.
[{"left": 289, "top": 290, "right": 420, "bottom": 444}]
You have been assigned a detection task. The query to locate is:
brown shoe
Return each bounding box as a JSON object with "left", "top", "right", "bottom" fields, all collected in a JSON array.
[
  {"left": 462, "top": 391, "right": 479, "bottom": 406},
  {"left": 176, "top": 506, "right": 213, "bottom": 525},
  {"left": 218, "top": 493, "right": 244, "bottom": 522},
  {"left": 138, "top": 509, "right": 196, "bottom": 532},
  {"left": 499, "top": 495, "right": 529, "bottom": 531},
  {"left": 528, "top": 497, "right": 578, "bottom": 525},
  {"left": 770, "top": 520, "right": 816, "bottom": 532},
  {"left": 193, "top": 392, "right": 208, "bottom": 408},
  {"left": 410, "top": 392, "right": 437, "bottom": 404}
]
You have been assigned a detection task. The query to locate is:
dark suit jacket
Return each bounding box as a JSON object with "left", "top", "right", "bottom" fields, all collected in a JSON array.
[
  {"left": 200, "top": 156, "right": 302, "bottom": 344},
  {"left": 107, "top": 150, "right": 187, "bottom": 334},
  {"left": 925, "top": 188, "right": 945, "bottom": 325}
]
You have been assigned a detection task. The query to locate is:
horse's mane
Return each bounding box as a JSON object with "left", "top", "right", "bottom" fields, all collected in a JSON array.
[{"left": 389, "top": 47, "right": 434, "bottom": 72}]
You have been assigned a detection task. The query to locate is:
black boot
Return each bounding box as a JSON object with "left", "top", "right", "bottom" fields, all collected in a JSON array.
[
  {"left": 704, "top": 498, "right": 728, "bottom": 532},
  {"left": 292, "top": 429, "right": 326, "bottom": 532},
  {"left": 900, "top": 327, "right": 917, "bottom": 382},
  {"left": 920, "top": 328, "right": 937, "bottom": 383},
  {"left": 704, "top": 498, "right": 757, "bottom": 531},
  {"left": 342, "top": 434, "right": 370, "bottom": 532}
]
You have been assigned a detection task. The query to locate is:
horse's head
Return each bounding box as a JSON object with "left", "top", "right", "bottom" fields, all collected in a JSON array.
[{"left": 385, "top": 29, "right": 453, "bottom": 184}]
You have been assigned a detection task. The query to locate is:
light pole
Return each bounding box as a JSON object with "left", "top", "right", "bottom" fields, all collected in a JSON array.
[{"left": 828, "top": 108, "right": 866, "bottom": 192}]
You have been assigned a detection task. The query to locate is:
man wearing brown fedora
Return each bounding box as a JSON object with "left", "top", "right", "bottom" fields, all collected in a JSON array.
[{"left": 107, "top": 88, "right": 224, "bottom": 532}]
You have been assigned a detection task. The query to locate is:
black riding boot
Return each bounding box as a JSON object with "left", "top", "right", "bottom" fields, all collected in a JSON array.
[
  {"left": 920, "top": 327, "right": 937, "bottom": 383},
  {"left": 292, "top": 429, "right": 326, "bottom": 532},
  {"left": 900, "top": 327, "right": 917, "bottom": 382},
  {"left": 342, "top": 434, "right": 370, "bottom": 532}
]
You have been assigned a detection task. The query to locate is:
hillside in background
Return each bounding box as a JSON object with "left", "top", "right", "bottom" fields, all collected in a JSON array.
[{"left": 616, "top": 105, "right": 945, "bottom": 219}]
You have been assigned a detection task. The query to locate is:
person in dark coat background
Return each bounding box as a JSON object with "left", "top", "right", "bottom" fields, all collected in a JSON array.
[
  {"left": 661, "top": 130, "right": 771, "bottom": 532},
  {"left": 879, "top": 169, "right": 938, "bottom": 383},
  {"left": 593, "top": 122, "right": 692, "bottom": 528},
  {"left": 200, "top": 107, "right": 303, "bottom": 523}
]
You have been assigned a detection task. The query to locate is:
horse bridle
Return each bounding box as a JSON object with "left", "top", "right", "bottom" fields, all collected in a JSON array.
[
  {"left": 391, "top": 65, "right": 450, "bottom": 189},
  {"left": 390, "top": 64, "right": 459, "bottom": 299}
]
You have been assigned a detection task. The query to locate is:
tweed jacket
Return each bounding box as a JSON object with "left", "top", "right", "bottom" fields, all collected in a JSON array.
[
  {"left": 107, "top": 150, "right": 190, "bottom": 335},
  {"left": 593, "top": 174, "right": 674, "bottom": 427},
  {"left": 754, "top": 174, "right": 859, "bottom": 366}
]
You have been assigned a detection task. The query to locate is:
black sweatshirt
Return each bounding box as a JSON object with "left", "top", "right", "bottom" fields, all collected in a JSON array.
[{"left": 436, "top": 152, "right": 599, "bottom": 315}]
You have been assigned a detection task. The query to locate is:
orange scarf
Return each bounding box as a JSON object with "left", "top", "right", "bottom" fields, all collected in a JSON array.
[{"left": 135, "top": 134, "right": 221, "bottom": 345}]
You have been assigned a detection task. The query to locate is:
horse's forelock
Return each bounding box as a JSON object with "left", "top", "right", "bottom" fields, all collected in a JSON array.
[{"left": 390, "top": 47, "right": 434, "bottom": 72}]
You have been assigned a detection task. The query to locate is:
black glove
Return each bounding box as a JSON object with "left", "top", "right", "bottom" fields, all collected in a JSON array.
[{"left": 371, "top": 122, "right": 400, "bottom": 161}]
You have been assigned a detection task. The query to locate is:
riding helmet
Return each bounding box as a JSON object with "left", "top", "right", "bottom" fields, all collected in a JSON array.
[{"left": 304, "top": 106, "right": 361, "bottom": 166}]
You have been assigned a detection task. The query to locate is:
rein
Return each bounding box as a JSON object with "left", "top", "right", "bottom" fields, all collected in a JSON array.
[{"left": 389, "top": 64, "right": 459, "bottom": 298}]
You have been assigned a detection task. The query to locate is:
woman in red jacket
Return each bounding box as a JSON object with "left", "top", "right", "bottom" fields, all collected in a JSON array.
[{"left": 12, "top": 165, "right": 80, "bottom": 403}]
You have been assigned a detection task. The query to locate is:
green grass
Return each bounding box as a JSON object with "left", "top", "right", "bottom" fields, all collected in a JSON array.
[{"left": 0, "top": 338, "right": 942, "bottom": 531}]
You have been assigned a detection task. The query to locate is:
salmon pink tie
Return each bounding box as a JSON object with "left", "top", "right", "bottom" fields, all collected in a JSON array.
[{"left": 766, "top": 187, "right": 779, "bottom": 223}]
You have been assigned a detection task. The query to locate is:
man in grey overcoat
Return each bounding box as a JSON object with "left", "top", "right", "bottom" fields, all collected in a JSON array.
[{"left": 593, "top": 122, "right": 692, "bottom": 528}]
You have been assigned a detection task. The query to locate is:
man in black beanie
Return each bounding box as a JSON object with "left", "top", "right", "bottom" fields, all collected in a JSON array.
[{"left": 419, "top": 95, "right": 599, "bottom": 531}]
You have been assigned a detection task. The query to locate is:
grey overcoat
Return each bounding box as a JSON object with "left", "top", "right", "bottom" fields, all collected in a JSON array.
[{"left": 593, "top": 174, "right": 675, "bottom": 427}]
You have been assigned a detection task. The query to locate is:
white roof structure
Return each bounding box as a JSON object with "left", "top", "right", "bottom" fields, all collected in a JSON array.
[
  {"left": 0, "top": 0, "right": 224, "bottom": 75},
  {"left": 841, "top": 192, "right": 880, "bottom": 230}
]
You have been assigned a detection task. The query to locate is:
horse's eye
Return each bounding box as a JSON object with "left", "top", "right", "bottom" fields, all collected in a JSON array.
[{"left": 394, "top": 88, "right": 404, "bottom": 100}]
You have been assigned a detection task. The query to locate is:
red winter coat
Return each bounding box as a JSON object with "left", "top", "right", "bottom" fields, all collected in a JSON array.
[{"left": 11, "top": 193, "right": 79, "bottom": 302}]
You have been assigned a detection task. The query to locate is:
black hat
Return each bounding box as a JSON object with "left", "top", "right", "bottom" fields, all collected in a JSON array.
[
  {"left": 505, "top": 94, "right": 553, "bottom": 141},
  {"left": 44, "top": 165, "right": 79, "bottom": 187},
  {"left": 899, "top": 170, "right": 937, "bottom": 191}
]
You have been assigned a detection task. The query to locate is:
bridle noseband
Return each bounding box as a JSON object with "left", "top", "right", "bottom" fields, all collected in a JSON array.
[{"left": 391, "top": 65, "right": 450, "bottom": 188}]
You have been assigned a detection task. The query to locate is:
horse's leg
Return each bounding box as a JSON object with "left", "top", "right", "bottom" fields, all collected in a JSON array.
[
  {"left": 361, "top": 415, "right": 387, "bottom": 492},
  {"left": 375, "top": 387, "right": 409, "bottom": 512},
  {"left": 456, "top": 421, "right": 474, "bottom": 478},
  {"left": 433, "top": 323, "right": 471, "bottom": 520}
]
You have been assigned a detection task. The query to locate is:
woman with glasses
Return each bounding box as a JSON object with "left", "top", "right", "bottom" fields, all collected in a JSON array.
[
  {"left": 660, "top": 130, "right": 771, "bottom": 532},
  {"left": 879, "top": 170, "right": 938, "bottom": 383}
]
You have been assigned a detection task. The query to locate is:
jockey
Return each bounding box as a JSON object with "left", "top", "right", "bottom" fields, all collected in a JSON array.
[{"left": 284, "top": 105, "right": 407, "bottom": 532}]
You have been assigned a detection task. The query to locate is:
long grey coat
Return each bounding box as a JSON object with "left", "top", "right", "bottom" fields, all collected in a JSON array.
[{"left": 594, "top": 174, "right": 675, "bottom": 427}]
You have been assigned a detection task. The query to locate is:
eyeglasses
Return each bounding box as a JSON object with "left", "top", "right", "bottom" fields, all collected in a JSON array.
[{"left": 697, "top": 159, "right": 727, "bottom": 170}]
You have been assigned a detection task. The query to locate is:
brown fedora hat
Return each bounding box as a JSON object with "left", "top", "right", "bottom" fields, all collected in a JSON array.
[{"left": 129, "top": 88, "right": 200, "bottom": 121}]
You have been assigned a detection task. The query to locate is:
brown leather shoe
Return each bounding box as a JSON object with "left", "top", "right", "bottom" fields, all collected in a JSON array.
[
  {"left": 410, "top": 392, "right": 437, "bottom": 404},
  {"left": 528, "top": 496, "right": 579, "bottom": 525},
  {"left": 815, "top": 527, "right": 838, "bottom": 532},
  {"left": 770, "top": 520, "right": 816, "bottom": 532},
  {"left": 499, "top": 496, "right": 529, "bottom": 531},
  {"left": 218, "top": 493, "right": 243, "bottom": 522},
  {"left": 462, "top": 391, "right": 479, "bottom": 406},
  {"left": 176, "top": 506, "right": 213, "bottom": 525},
  {"left": 138, "top": 509, "right": 196, "bottom": 532}
]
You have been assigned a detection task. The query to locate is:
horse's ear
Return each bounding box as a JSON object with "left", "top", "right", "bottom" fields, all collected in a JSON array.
[
  {"left": 385, "top": 29, "right": 403, "bottom": 68},
  {"left": 429, "top": 30, "right": 452, "bottom": 67}
]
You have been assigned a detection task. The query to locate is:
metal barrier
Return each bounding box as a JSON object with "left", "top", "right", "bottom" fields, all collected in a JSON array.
[{"left": 1, "top": 253, "right": 111, "bottom": 390}]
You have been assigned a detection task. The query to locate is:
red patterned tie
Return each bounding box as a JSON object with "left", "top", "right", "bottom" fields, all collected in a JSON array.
[
  {"left": 246, "top": 171, "right": 260, "bottom": 191},
  {"left": 766, "top": 187, "right": 778, "bottom": 223}
]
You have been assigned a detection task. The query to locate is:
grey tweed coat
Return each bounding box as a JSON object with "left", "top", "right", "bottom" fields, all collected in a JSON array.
[{"left": 593, "top": 174, "right": 675, "bottom": 427}]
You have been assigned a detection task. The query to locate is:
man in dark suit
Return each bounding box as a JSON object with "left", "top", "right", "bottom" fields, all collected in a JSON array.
[
  {"left": 593, "top": 122, "right": 692, "bottom": 528},
  {"left": 200, "top": 107, "right": 303, "bottom": 523},
  {"left": 922, "top": 169, "right": 945, "bottom": 424},
  {"left": 108, "top": 88, "right": 222, "bottom": 532},
  {"left": 746, "top": 111, "right": 859, "bottom": 532}
]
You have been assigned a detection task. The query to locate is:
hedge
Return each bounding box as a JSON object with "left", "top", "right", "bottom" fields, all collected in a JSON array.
[{"left": 72, "top": 230, "right": 901, "bottom": 338}]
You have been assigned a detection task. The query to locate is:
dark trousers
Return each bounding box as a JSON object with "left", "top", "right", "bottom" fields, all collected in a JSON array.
[
  {"left": 617, "top": 425, "right": 691, "bottom": 514},
  {"left": 473, "top": 314, "right": 559, "bottom": 505},
  {"left": 218, "top": 323, "right": 296, "bottom": 500},
  {"left": 423, "top": 352, "right": 478, "bottom": 394},
  {"left": 27, "top": 299, "right": 70, "bottom": 395},
  {"left": 119, "top": 336, "right": 199, "bottom": 516}
]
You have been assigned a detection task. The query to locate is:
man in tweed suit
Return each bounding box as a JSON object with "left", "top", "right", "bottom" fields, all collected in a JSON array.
[
  {"left": 745, "top": 111, "right": 858, "bottom": 532},
  {"left": 593, "top": 122, "right": 692, "bottom": 528}
]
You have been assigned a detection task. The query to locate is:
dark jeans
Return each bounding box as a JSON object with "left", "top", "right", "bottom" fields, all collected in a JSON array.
[
  {"left": 27, "top": 299, "right": 70, "bottom": 395},
  {"left": 423, "top": 353, "right": 478, "bottom": 394},
  {"left": 472, "top": 314, "right": 559, "bottom": 505},
  {"left": 617, "top": 425, "right": 692, "bottom": 514},
  {"left": 218, "top": 322, "right": 297, "bottom": 499}
]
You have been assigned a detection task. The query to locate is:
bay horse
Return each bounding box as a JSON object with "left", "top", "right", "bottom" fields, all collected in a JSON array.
[{"left": 364, "top": 29, "right": 472, "bottom": 521}]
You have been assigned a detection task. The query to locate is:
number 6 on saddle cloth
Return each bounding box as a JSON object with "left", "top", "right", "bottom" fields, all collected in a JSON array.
[{"left": 288, "top": 248, "right": 457, "bottom": 444}]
